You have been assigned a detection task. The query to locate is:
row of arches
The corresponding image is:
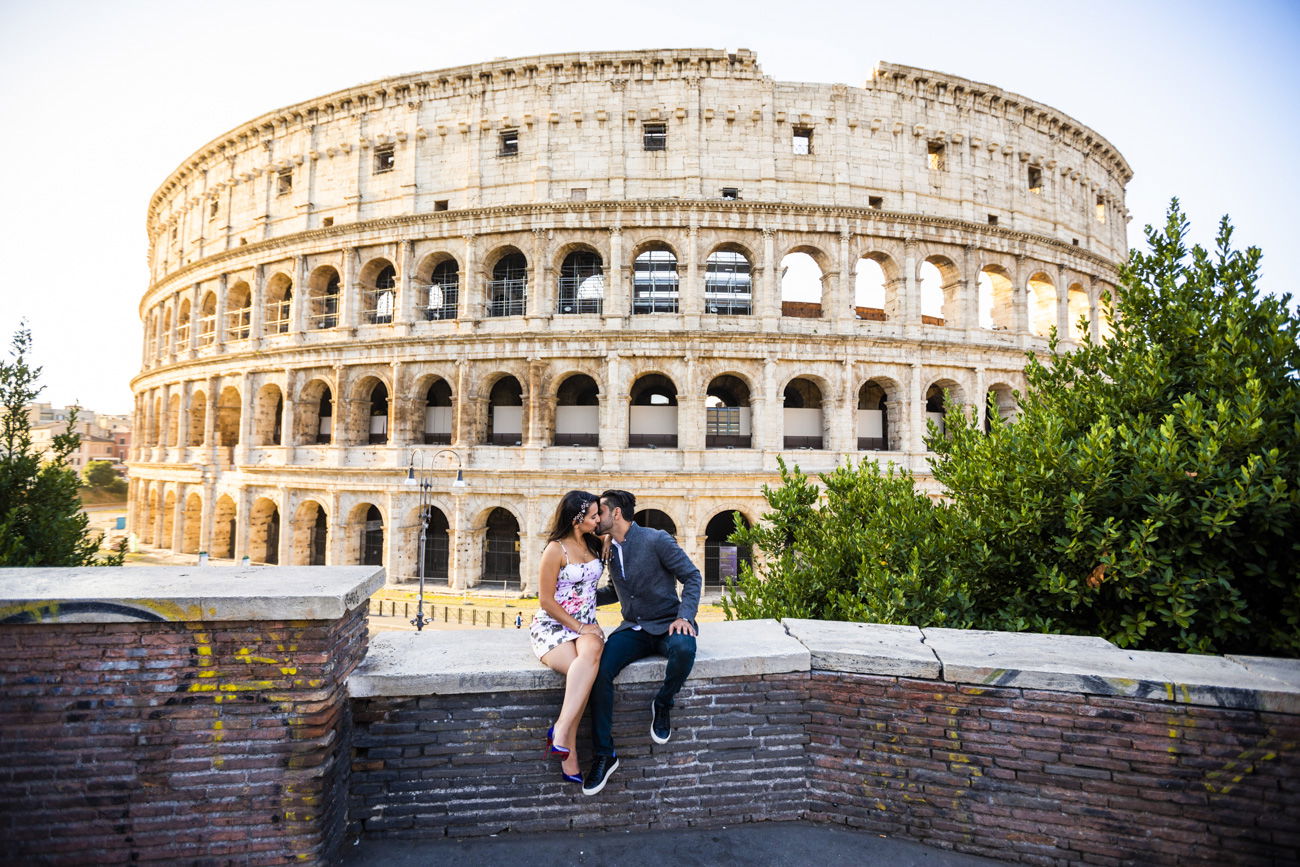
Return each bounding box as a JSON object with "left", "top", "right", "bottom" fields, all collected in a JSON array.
[
  {"left": 133, "top": 486, "right": 755, "bottom": 592},
  {"left": 135, "top": 369, "right": 1020, "bottom": 454},
  {"left": 143, "top": 239, "right": 1107, "bottom": 364}
]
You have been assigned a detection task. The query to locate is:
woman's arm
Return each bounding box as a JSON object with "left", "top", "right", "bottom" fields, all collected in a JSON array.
[{"left": 537, "top": 541, "right": 589, "bottom": 634}]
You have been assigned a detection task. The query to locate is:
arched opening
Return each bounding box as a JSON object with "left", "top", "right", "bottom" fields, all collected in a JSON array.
[
  {"left": 181, "top": 492, "right": 202, "bottom": 554},
  {"left": 423, "top": 379, "right": 453, "bottom": 444},
  {"left": 924, "top": 380, "right": 964, "bottom": 441},
  {"left": 254, "top": 384, "right": 284, "bottom": 446},
  {"left": 215, "top": 386, "right": 241, "bottom": 448},
  {"left": 985, "top": 383, "right": 1018, "bottom": 433},
  {"left": 363, "top": 260, "right": 397, "bottom": 325},
  {"left": 704, "top": 511, "right": 751, "bottom": 591},
  {"left": 157, "top": 307, "right": 172, "bottom": 357},
  {"left": 704, "top": 247, "right": 752, "bottom": 315},
  {"left": 291, "top": 500, "right": 329, "bottom": 566},
  {"left": 176, "top": 299, "right": 191, "bottom": 347},
  {"left": 198, "top": 292, "right": 217, "bottom": 346},
  {"left": 166, "top": 394, "right": 180, "bottom": 447},
  {"left": 981, "top": 265, "right": 1015, "bottom": 331},
  {"left": 1067, "top": 283, "right": 1089, "bottom": 340},
  {"left": 486, "top": 376, "right": 523, "bottom": 445},
  {"left": 225, "top": 281, "right": 252, "bottom": 341},
  {"left": 355, "top": 504, "right": 384, "bottom": 566},
  {"left": 297, "top": 381, "right": 333, "bottom": 445},
  {"left": 1028, "top": 271, "right": 1057, "bottom": 337},
  {"left": 632, "top": 245, "right": 679, "bottom": 314},
  {"left": 858, "top": 380, "right": 889, "bottom": 451},
  {"left": 779, "top": 250, "right": 825, "bottom": 318},
  {"left": 920, "top": 257, "right": 960, "bottom": 326},
  {"left": 629, "top": 374, "right": 678, "bottom": 448},
  {"left": 265, "top": 273, "right": 293, "bottom": 335},
  {"left": 557, "top": 249, "right": 604, "bottom": 314},
  {"left": 365, "top": 381, "right": 389, "bottom": 445},
  {"left": 782, "top": 378, "right": 824, "bottom": 449},
  {"left": 248, "top": 498, "right": 280, "bottom": 565},
  {"left": 187, "top": 391, "right": 206, "bottom": 447},
  {"left": 706, "top": 375, "right": 752, "bottom": 448},
  {"left": 482, "top": 508, "right": 521, "bottom": 590},
  {"left": 554, "top": 374, "right": 600, "bottom": 446},
  {"left": 309, "top": 266, "right": 341, "bottom": 329},
  {"left": 212, "top": 494, "right": 236, "bottom": 559},
  {"left": 634, "top": 509, "right": 677, "bottom": 537},
  {"left": 138, "top": 485, "right": 156, "bottom": 545},
  {"left": 160, "top": 490, "right": 176, "bottom": 550},
  {"left": 150, "top": 397, "right": 161, "bottom": 446},
  {"left": 854, "top": 256, "right": 889, "bottom": 321},
  {"left": 419, "top": 506, "right": 450, "bottom": 585},
  {"left": 488, "top": 250, "right": 527, "bottom": 317},
  {"left": 424, "top": 259, "right": 459, "bottom": 321}
]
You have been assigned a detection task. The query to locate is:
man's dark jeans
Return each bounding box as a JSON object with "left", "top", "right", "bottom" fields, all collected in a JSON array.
[{"left": 589, "top": 627, "right": 696, "bottom": 756}]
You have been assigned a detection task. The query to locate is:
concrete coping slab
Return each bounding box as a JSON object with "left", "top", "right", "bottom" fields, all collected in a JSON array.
[
  {"left": 0, "top": 566, "right": 386, "bottom": 623},
  {"left": 922, "top": 627, "right": 1300, "bottom": 713},
  {"left": 348, "top": 618, "right": 808, "bottom": 698},
  {"left": 783, "top": 619, "right": 940, "bottom": 679}
]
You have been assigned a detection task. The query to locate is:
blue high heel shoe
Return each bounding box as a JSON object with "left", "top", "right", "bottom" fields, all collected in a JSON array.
[
  {"left": 561, "top": 770, "right": 583, "bottom": 784},
  {"left": 546, "top": 726, "right": 570, "bottom": 758}
]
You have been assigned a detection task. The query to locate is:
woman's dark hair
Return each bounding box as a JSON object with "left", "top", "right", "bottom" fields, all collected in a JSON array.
[{"left": 545, "top": 490, "right": 601, "bottom": 558}]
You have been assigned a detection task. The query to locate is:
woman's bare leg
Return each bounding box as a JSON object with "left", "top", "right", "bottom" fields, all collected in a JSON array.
[
  {"left": 553, "top": 634, "right": 604, "bottom": 775},
  {"left": 540, "top": 640, "right": 583, "bottom": 775}
]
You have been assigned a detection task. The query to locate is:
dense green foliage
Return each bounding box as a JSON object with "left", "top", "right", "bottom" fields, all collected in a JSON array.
[
  {"left": 82, "top": 460, "right": 127, "bottom": 497},
  {"left": 0, "top": 328, "right": 123, "bottom": 567},
  {"left": 724, "top": 203, "right": 1299, "bottom": 656}
]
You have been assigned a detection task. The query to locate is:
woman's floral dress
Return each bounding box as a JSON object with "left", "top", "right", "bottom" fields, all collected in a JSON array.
[{"left": 530, "top": 547, "right": 603, "bottom": 659}]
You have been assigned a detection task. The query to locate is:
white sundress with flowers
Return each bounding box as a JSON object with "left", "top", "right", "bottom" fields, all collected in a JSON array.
[{"left": 529, "top": 545, "right": 603, "bottom": 659}]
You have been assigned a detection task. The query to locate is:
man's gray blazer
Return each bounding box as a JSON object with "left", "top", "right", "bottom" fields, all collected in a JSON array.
[{"left": 596, "top": 522, "right": 702, "bottom": 636}]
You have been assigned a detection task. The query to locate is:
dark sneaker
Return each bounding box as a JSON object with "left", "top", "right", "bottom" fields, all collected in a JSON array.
[
  {"left": 582, "top": 754, "right": 619, "bottom": 796},
  {"left": 651, "top": 700, "right": 671, "bottom": 744}
]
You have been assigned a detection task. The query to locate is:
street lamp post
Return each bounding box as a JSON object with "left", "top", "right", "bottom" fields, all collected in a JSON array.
[{"left": 404, "top": 448, "right": 466, "bottom": 631}]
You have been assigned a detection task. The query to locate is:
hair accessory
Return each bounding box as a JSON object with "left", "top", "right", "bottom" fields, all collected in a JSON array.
[{"left": 572, "top": 497, "right": 592, "bottom": 524}]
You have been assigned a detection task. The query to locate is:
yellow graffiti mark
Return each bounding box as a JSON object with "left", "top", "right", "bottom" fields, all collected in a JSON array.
[{"left": 1204, "top": 740, "right": 1294, "bottom": 796}]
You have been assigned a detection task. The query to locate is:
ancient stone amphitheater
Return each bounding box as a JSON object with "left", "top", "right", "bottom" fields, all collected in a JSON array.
[{"left": 129, "top": 48, "right": 1131, "bottom": 593}]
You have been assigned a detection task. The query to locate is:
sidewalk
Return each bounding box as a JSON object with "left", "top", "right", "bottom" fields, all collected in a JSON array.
[{"left": 341, "top": 821, "right": 1003, "bottom": 866}]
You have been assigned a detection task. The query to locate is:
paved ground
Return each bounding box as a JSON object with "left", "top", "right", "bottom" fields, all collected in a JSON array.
[{"left": 341, "top": 822, "right": 1002, "bottom": 866}]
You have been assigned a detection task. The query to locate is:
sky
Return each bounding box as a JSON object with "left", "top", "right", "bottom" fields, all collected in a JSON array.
[{"left": 1, "top": 0, "right": 1296, "bottom": 413}]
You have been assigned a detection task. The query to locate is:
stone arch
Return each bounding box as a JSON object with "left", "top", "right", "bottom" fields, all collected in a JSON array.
[
  {"left": 291, "top": 499, "right": 330, "bottom": 566},
  {"left": 212, "top": 494, "right": 237, "bottom": 559},
  {"left": 854, "top": 252, "right": 900, "bottom": 320},
  {"left": 485, "top": 374, "right": 524, "bottom": 446},
  {"left": 481, "top": 506, "right": 521, "bottom": 590},
  {"left": 781, "top": 375, "right": 828, "bottom": 449},
  {"left": 705, "top": 373, "right": 753, "bottom": 448},
  {"left": 359, "top": 257, "right": 397, "bottom": 325},
  {"left": 410, "top": 503, "right": 451, "bottom": 585},
  {"left": 629, "top": 373, "right": 678, "bottom": 448},
  {"left": 631, "top": 240, "right": 680, "bottom": 315},
  {"left": 181, "top": 491, "right": 203, "bottom": 554},
  {"left": 986, "top": 382, "right": 1018, "bottom": 432},
  {"left": 555, "top": 244, "right": 606, "bottom": 315},
  {"left": 1067, "top": 282, "right": 1089, "bottom": 340},
  {"left": 347, "top": 502, "right": 385, "bottom": 566},
  {"left": 187, "top": 390, "right": 206, "bottom": 446},
  {"left": 308, "top": 265, "right": 341, "bottom": 329},
  {"left": 346, "top": 374, "right": 392, "bottom": 446},
  {"left": 1027, "top": 270, "right": 1057, "bottom": 337},
  {"left": 634, "top": 508, "right": 678, "bottom": 537},
  {"left": 248, "top": 497, "right": 281, "bottom": 564},
  {"left": 166, "top": 393, "right": 181, "bottom": 447},
  {"left": 198, "top": 291, "right": 218, "bottom": 345},
  {"left": 779, "top": 245, "right": 831, "bottom": 316},
  {"left": 264, "top": 272, "right": 293, "bottom": 335},
  {"left": 919, "top": 254, "right": 961, "bottom": 326},
  {"left": 703, "top": 243, "right": 754, "bottom": 315},
  {"left": 149, "top": 395, "right": 161, "bottom": 447},
  {"left": 296, "top": 378, "right": 335, "bottom": 445},
  {"left": 157, "top": 305, "right": 172, "bottom": 358},
  {"left": 416, "top": 251, "right": 460, "bottom": 321},
  {"left": 980, "top": 264, "right": 1015, "bottom": 331},
  {"left": 225, "top": 280, "right": 252, "bottom": 340},
  {"left": 176, "top": 298, "right": 192, "bottom": 347},
  {"left": 415, "top": 375, "right": 454, "bottom": 445},
  {"left": 485, "top": 246, "right": 527, "bottom": 317},
  {"left": 553, "top": 373, "right": 600, "bottom": 447},
  {"left": 215, "top": 386, "right": 241, "bottom": 448},
  {"left": 703, "top": 509, "right": 752, "bottom": 591},
  {"left": 857, "top": 377, "right": 899, "bottom": 451},
  {"left": 253, "top": 383, "right": 284, "bottom": 446},
  {"left": 924, "top": 377, "right": 966, "bottom": 441}
]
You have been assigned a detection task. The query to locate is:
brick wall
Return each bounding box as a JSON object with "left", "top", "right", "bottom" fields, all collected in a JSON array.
[
  {"left": 0, "top": 605, "right": 369, "bottom": 864},
  {"left": 348, "top": 673, "right": 810, "bottom": 839},
  {"left": 805, "top": 673, "right": 1300, "bottom": 866}
]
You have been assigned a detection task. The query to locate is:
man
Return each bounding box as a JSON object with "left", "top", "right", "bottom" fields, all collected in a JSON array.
[{"left": 582, "top": 489, "right": 701, "bottom": 796}]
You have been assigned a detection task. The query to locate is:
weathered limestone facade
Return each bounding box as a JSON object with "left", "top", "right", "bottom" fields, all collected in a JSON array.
[{"left": 129, "top": 48, "right": 1132, "bottom": 592}]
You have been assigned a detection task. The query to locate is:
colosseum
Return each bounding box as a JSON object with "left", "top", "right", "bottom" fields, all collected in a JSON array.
[{"left": 128, "top": 48, "right": 1131, "bottom": 593}]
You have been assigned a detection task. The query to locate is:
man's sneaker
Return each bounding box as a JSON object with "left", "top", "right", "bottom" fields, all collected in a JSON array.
[
  {"left": 581, "top": 754, "right": 619, "bottom": 796},
  {"left": 651, "top": 700, "right": 671, "bottom": 744}
]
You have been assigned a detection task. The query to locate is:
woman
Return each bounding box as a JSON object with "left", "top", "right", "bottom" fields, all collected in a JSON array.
[{"left": 530, "top": 490, "right": 606, "bottom": 783}]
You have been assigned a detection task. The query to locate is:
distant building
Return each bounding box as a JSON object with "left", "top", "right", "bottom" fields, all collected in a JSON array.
[{"left": 25, "top": 403, "right": 132, "bottom": 470}]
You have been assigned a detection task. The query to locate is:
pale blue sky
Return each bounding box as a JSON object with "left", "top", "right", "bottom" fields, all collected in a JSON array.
[{"left": 1, "top": 0, "right": 1296, "bottom": 411}]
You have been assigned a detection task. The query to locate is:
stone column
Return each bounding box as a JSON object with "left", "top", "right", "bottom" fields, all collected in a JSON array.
[
  {"left": 277, "top": 487, "right": 293, "bottom": 565},
  {"left": 606, "top": 226, "right": 626, "bottom": 319},
  {"left": 383, "top": 491, "right": 402, "bottom": 583},
  {"left": 759, "top": 229, "right": 780, "bottom": 325},
  {"left": 758, "top": 358, "right": 779, "bottom": 453},
  {"left": 1056, "top": 265, "right": 1070, "bottom": 338},
  {"left": 290, "top": 255, "right": 307, "bottom": 334},
  {"left": 460, "top": 234, "right": 479, "bottom": 325},
  {"left": 827, "top": 359, "right": 855, "bottom": 454},
  {"left": 282, "top": 369, "right": 297, "bottom": 465},
  {"left": 249, "top": 265, "right": 265, "bottom": 348},
  {"left": 329, "top": 491, "right": 346, "bottom": 565},
  {"left": 902, "top": 240, "right": 919, "bottom": 325},
  {"left": 910, "top": 362, "right": 926, "bottom": 454},
  {"left": 601, "top": 353, "right": 625, "bottom": 472},
  {"left": 529, "top": 228, "right": 549, "bottom": 324},
  {"left": 679, "top": 354, "right": 704, "bottom": 458},
  {"left": 203, "top": 379, "right": 218, "bottom": 456},
  {"left": 682, "top": 224, "right": 702, "bottom": 320},
  {"left": 973, "top": 366, "right": 988, "bottom": 431},
  {"left": 235, "top": 372, "right": 252, "bottom": 466},
  {"left": 170, "top": 487, "right": 186, "bottom": 552},
  {"left": 214, "top": 274, "right": 228, "bottom": 351},
  {"left": 452, "top": 360, "right": 471, "bottom": 447},
  {"left": 343, "top": 247, "right": 360, "bottom": 331},
  {"left": 233, "top": 487, "right": 252, "bottom": 562},
  {"left": 831, "top": 230, "right": 853, "bottom": 327},
  {"left": 399, "top": 240, "right": 416, "bottom": 333},
  {"left": 524, "top": 358, "right": 546, "bottom": 450},
  {"left": 963, "top": 245, "right": 980, "bottom": 332},
  {"left": 1013, "top": 255, "right": 1030, "bottom": 335}
]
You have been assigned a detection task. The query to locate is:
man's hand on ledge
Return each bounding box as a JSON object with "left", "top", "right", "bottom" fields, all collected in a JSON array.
[{"left": 668, "top": 618, "right": 697, "bottom": 637}]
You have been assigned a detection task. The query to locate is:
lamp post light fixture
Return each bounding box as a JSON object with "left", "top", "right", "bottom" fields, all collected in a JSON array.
[{"left": 404, "top": 449, "right": 466, "bottom": 631}]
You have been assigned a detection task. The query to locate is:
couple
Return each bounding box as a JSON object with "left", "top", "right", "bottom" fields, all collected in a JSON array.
[{"left": 528, "top": 489, "right": 701, "bottom": 796}]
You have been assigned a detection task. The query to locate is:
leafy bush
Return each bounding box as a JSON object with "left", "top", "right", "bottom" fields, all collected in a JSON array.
[{"left": 724, "top": 202, "right": 1299, "bottom": 656}]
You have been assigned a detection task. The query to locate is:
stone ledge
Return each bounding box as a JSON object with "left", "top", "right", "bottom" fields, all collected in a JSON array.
[
  {"left": 783, "top": 619, "right": 940, "bottom": 679},
  {"left": 0, "top": 566, "right": 385, "bottom": 623},
  {"left": 348, "top": 619, "right": 806, "bottom": 698}
]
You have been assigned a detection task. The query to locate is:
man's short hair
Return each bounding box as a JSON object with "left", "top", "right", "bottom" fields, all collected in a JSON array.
[{"left": 601, "top": 489, "right": 636, "bottom": 521}]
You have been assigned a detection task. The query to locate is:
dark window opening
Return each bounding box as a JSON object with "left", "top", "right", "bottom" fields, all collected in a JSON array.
[
  {"left": 322, "top": 217, "right": 334, "bottom": 228},
  {"left": 374, "top": 144, "right": 395, "bottom": 174},
  {"left": 361, "top": 506, "right": 384, "bottom": 566},
  {"left": 425, "top": 260, "right": 459, "bottom": 320},
  {"left": 434, "top": 200, "right": 449, "bottom": 211},
  {"left": 1028, "top": 166, "right": 1043, "bottom": 194},
  {"left": 868, "top": 196, "right": 883, "bottom": 210},
  {"left": 643, "top": 122, "right": 667, "bottom": 151},
  {"left": 633, "top": 248, "right": 679, "bottom": 314},
  {"left": 720, "top": 187, "right": 740, "bottom": 200},
  {"left": 209, "top": 200, "right": 219, "bottom": 219},
  {"left": 499, "top": 129, "right": 519, "bottom": 157},
  {"left": 277, "top": 169, "right": 292, "bottom": 196},
  {"left": 367, "top": 383, "right": 389, "bottom": 444},
  {"left": 557, "top": 251, "right": 604, "bottom": 314},
  {"left": 793, "top": 126, "right": 813, "bottom": 155},
  {"left": 927, "top": 141, "right": 946, "bottom": 171},
  {"left": 488, "top": 253, "right": 527, "bottom": 317},
  {"left": 704, "top": 250, "right": 752, "bottom": 315},
  {"left": 987, "top": 214, "right": 999, "bottom": 226},
  {"left": 367, "top": 264, "right": 396, "bottom": 324}
]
